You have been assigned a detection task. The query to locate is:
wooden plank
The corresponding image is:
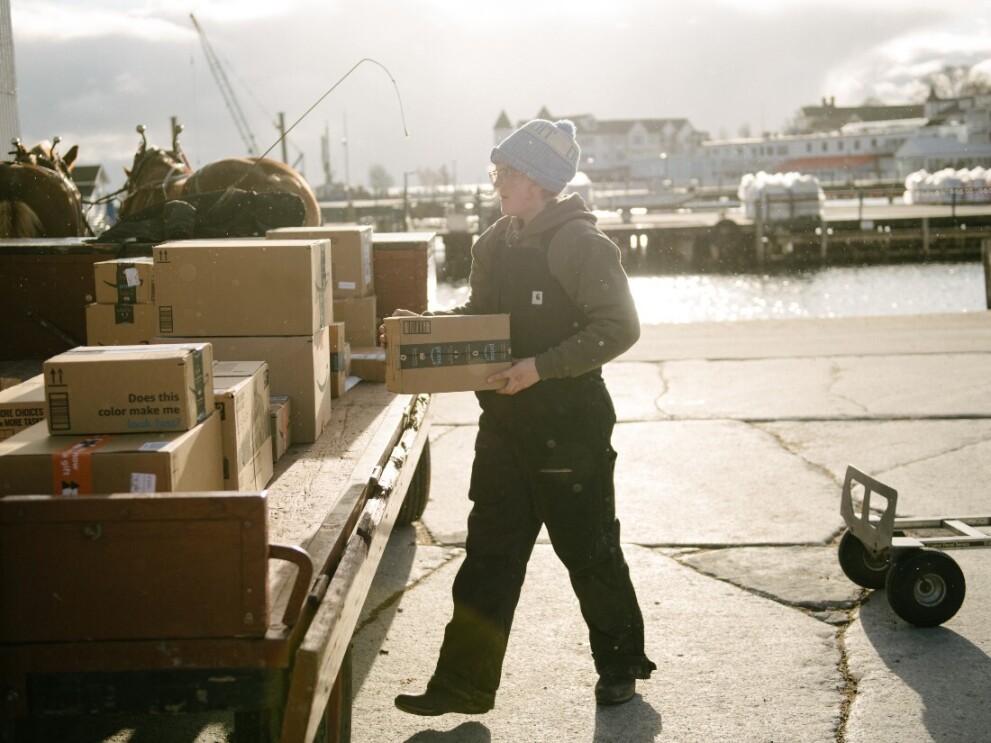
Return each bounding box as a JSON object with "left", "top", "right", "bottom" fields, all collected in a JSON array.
[
  {"left": 278, "top": 394, "right": 429, "bottom": 743},
  {"left": 265, "top": 386, "right": 416, "bottom": 631}
]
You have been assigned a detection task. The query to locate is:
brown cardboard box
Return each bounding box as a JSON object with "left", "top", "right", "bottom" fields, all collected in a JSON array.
[
  {"left": 384, "top": 314, "right": 512, "bottom": 393},
  {"left": 328, "top": 322, "right": 347, "bottom": 398},
  {"left": 160, "top": 328, "right": 331, "bottom": 444},
  {"left": 0, "top": 491, "right": 268, "bottom": 643},
  {"left": 267, "top": 225, "right": 373, "bottom": 298},
  {"left": 333, "top": 295, "right": 378, "bottom": 347},
  {"left": 372, "top": 232, "right": 436, "bottom": 317},
  {"left": 154, "top": 238, "right": 331, "bottom": 337},
  {"left": 0, "top": 412, "right": 223, "bottom": 496},
  {"left": 85, "top": 302, "right": 157, "bottom": 345},
  {"left": 43, "top": 343, "right": 213, "bottom": 435},
  {"left": 93, "top": 257, "right": 155, "bottom": 304},
  {"left": 350, "top": 346, "right": 386, "bottom": 383},
  {"left": 0, "top": 375, "right": 45, "bottom": 441},
  {"left": 269, "top": 395, "right": 291, "bottom": 462},
  {"left": 214, "top": 361, "right": 273, "bottom": 491}
]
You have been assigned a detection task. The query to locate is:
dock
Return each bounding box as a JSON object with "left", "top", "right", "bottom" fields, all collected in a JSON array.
[{"left": 595, "top": 201, "right": 991, "bottom": 274}]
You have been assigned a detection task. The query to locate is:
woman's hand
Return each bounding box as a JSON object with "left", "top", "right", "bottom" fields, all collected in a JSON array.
[
  {"left": 487, "top": 357, "right": 539, "bottom": 395},
  {"left": 379, "top": 308, "right": 420, "bottom": 347}
]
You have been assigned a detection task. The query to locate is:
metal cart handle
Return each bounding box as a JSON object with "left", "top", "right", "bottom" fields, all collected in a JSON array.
[{"left": 269, "top": 543, "right": 315, "bottom": 628}]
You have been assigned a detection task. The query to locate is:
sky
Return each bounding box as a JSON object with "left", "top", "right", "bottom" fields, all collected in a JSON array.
[{"left": 8, "top": 0, "right": 991, "bottom": 192}]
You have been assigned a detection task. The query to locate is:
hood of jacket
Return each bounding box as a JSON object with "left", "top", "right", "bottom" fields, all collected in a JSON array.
[{"left": 508, "top": 193, "right": 596, "bottom": 244}]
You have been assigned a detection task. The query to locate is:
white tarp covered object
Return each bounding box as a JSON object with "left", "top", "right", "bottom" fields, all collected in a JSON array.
[
  {"left": 904, "top": 167, "right": 991, "bottom": 204},
  {"left": 738, "top": 171, "right": 824, "bottom": 221}
]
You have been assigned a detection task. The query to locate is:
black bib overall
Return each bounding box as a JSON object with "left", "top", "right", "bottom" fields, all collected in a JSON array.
[{"left": 430, "top": 229, "right": 655, "bottom": 705}]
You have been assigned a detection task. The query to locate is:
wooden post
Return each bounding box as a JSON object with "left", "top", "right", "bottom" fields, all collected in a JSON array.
[
  {"left": 754, "top": 197, "right": 765, "bottom": 269},
  {"left": 983, "top": 238, "right": 991, "bottom": 310}
]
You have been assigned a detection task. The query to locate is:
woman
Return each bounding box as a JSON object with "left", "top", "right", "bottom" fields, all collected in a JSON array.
[{"left": 395, "top": 118, "right": 655, "bottom": 716}]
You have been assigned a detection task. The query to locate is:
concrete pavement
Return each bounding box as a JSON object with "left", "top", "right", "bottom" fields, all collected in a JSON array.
[{"left": 351, "top": 312, "right": 991, "bottom": 742}]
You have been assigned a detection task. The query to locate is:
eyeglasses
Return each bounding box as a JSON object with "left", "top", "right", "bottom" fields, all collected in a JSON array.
[{"left": 488, "top": 167, "right": 514, "bottom": 184}]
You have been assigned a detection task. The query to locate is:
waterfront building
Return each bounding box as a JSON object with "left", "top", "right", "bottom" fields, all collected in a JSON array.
[
  {"left": 493, "top": 108, "right": 707, "bottom": 184},
  {"left": 500, "top": 93, "right": 991, "bottom": 196}
]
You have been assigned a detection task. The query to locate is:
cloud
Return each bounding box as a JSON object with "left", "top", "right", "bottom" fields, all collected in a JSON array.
[{"left": 10, "top": 0, "right": 991, "bottom": 189}]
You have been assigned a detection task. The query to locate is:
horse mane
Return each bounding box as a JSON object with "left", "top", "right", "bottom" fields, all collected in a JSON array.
[{"left": 0, "top": 201, "right": 45, "bottom": 238}]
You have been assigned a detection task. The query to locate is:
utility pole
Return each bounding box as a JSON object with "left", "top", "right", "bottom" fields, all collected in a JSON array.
[
  {"left": 277, "top": 112, "right": 287, "bottom": 164},
  {"left": 343, "top": 112, "right": 354, "bottom": 222},
  {"left": 403, "top": 171, "right": 417, "bottom": 232}
]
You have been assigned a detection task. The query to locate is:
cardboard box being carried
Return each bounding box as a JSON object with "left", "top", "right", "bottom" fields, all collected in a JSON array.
[
  {"left": 43, "top": 343, "right": 213, "bottom": 435},
  {"left": 0, "top": 375, "right": 45, "bottom": 441},
  {"left": 161, "top": 328, "right": 331, "bottom": 444},
  {"left": 0, "top": 413, "right": 223, "bottom": 496},
  {"left": 154, "top": 238, "right": 331, "bottom": 337},
  {"left": 384, "top": 314, "right": 512, "bottom": 393},
  {"left": 267, "top": 225, "right": 373, "bottom": 299},
  {"left": 93, "top": 257, "right": 155, "bottom": 304},
  {"left": 85, "top": 302, "right": 157, "bottom": 345},
  {"left": 214, "top": 361, "right": 273, "bottom": 491}
]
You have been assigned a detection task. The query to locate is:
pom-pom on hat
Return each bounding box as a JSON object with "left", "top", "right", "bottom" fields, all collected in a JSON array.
[{"left": 491, "top": 119, "right": 580, "bottom": 195}]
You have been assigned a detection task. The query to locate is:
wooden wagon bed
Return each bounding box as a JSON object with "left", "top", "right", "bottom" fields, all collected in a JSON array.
[{"left": 0, "top": 383, "right": 431, "bottom": 743}]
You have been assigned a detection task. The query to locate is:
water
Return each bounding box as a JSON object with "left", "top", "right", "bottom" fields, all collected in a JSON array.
[{"left": 435, "top": 262, "right": 987, "bottom": 324}]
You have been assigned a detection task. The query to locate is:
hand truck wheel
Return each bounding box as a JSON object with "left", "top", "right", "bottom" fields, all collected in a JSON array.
[
  {"left": 838, "top": 529, "right": 890, "bottom": 589},
  {"left": 884, "top": 548, "right": 966, "bottom": 627}
]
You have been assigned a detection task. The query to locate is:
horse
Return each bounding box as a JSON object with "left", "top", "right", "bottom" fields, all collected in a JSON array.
[
  {"left": 0, "top": 137, "right": 86, "bottom": 238},
  {"left": 119, "top": 123, "right": 321, "bottom": 226},
  {"left": 117, "top": 124, "right": 192, "bottom": 219}
]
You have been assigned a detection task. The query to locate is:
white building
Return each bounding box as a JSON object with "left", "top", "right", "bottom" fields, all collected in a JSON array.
[
  {"left": 493, "top": 108, "right": 706, "bottom": 184},
  {"left": 495, "top": 93, "right": 991, "bottom": 193}
]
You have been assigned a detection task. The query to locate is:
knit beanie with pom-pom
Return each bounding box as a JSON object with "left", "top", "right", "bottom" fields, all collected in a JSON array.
[{"left": 491, "top": 119, "right": 581, "bottom": 194}]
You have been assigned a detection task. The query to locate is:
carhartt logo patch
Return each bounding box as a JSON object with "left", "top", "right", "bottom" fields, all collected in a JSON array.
[{"left": 532, "top": 291, "right": 543, "bottom": 305}]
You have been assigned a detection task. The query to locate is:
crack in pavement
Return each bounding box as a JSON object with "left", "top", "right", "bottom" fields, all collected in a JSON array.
[
  {"left": 661, "top": 544, "right": 869, "bottom": 742},
  {"left": 879, "top": 435, "right": 991, "bottom": 479},
  {"left": 652, "top": 361, "right": 673, "bottom": 418},
  {"left": 356, "top": 548, "right": 461, "bottom": 634},
  {"left": 826, "top": 362, "right": 871, "bottom": 416}
]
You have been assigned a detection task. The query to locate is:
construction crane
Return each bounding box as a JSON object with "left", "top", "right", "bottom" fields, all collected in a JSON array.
[{"left": 189, "top": 13, "right": 260, "bottom": 157}]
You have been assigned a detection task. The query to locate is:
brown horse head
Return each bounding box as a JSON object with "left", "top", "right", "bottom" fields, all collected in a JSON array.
[
  {"left": 118, "top": 124, "right": 192, "bottom": 218},
  {"left": 183, "top": 157, "right": 321, "bottom": 226},
  {"left": 0, "top": 137, "right": 85, "bottom": 238}
]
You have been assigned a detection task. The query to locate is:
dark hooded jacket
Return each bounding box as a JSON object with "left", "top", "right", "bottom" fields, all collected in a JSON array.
[{"left": 434, "top": 193, "right": 640, "bottom": 379}]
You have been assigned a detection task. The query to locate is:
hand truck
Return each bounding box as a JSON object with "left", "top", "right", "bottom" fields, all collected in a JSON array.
[{"left": 838, "top": 465, "right": 990, "bottom": 627}]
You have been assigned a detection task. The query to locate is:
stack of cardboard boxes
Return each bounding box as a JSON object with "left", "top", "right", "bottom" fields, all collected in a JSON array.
[
  {"left": 153, "top": 238, "right": 333, "bottom": 445},
  {"left": 85, "top": 257, "right": 157, "bottom": 345},
  {"left": 0, "top": 344, "right": 224, "bottom": 496},
  {"left": 266, "top": 226, "right": 380, "bottom": 386}
]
